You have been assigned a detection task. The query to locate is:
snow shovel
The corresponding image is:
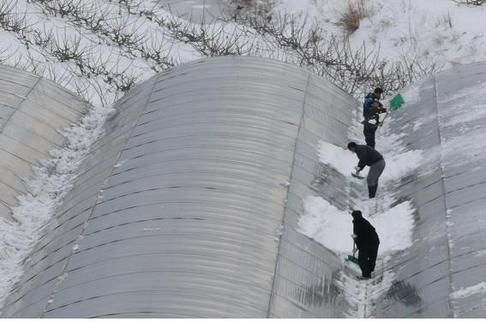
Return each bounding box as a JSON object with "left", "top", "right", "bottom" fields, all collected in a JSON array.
[
  {"left": 351, "top": 171, "right": 365, "bottom": 180},
  {"left": 379, "top": 93, "right": 404, "bottom": 127},
  {"left": 389, "top": 93, "right": 405, "bottom": 111},
  {"left": 378, "top": 111, "right": 389, "bottom": 128},
  {"left": 347, "top": 239, "right": 359, "bottom": 265}
]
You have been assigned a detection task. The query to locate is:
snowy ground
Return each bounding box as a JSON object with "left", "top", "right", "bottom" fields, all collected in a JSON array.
[
  {"left": 1, "top": 0, "right": 486, "bottom": 316},
  {"left": 276, "top": 0, "right": 486, "bottom": 69}
]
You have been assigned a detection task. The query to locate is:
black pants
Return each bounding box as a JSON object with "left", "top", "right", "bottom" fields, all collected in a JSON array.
[
  {"left": 363, "top": 125, "right": 377, "bottom": 149},
  {"left": 358, "top": 243, "right": 379, "bottom": 278},
  {"left": 368, "top": 184, "right": 378, "bottom": 199}
]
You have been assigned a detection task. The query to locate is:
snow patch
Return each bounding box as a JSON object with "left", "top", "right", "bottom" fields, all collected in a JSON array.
[
  {"left": 474, "top": 249, "right": 486, "bottom": 257},
  {"left": 299, "top": 196, "right": 415, "bottom": 256},
  {"left": 299, "top": 196, "right": 352, "bottom": 253},
  {"left": 399, "top": 82, "right": 422, "bottom": 106},
  {"left": 412, "top": 115, "right": 435, "bottom": 132},
  {"left": 0, "top": 102, "right": 113, "bottom": 306},
  {"left": 318, "top": 140, "right": 423, "bottom": 184},
  {"left": 451, "top": 282, "right": 486, "bottom": 300},
  {"left": 371, "top": 201, "right": 415, "bottom": 254},
  {"left": 375, "top": 131, "right": 406, "bottom": 155},
  {"left": 337, "top": 268, "right": 396, "bottom": 318},
  {"left": 381, "top": 149, "right": 423, "bottom": 183},
  {"left": 276, "top": 0, "right": 315, "bottom": 14},
  {"left": 318, "top": 141, "right": 366, "bottom": 177}
]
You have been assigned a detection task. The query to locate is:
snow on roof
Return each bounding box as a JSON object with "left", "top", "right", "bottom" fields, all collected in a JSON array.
[
  {"left": 0, "top": 56, "right": 356, "bottom": 318},
  {"left": 299, "top": 60, "right": 486, "bottom": 317},
  {"left": 0, "top": 64, "right": 88, "bottom": 220},
  {"left": 2, "top": 57, "right": 486, "bottom": 318}
]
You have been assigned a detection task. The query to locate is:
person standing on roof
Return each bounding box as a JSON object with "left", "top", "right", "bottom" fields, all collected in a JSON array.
[
  {"left": 362, "top": 87, "right": 387, "bottom": 148},
  {"left": 348, "top": 142, "right": 385, "bottom": 199},
  {"left": 351, "top": 210, "right": 380, "bottom": 280}
]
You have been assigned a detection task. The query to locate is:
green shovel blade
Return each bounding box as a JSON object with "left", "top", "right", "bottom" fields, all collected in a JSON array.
[
  {"left": 347, "top": 255, "right": 359, "bottom": 264},
  {"left": 390, "top": 93, "right": 405, "bottom": 111}
]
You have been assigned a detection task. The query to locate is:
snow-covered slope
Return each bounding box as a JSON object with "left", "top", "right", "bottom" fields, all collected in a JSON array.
[{"left": 276, "top": 0, "right": 486, "bottom": 69}]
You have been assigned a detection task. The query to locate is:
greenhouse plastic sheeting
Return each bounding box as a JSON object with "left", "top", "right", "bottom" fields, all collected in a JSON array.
[
  {"left": 2, "top": 57, "right": 486, "bottom": 318},
  {"left": 0, "top": 65, "right": 88, "bottom": 220},
  {"left": 371, "top": 61, "right": 486, "bottom": 318}
]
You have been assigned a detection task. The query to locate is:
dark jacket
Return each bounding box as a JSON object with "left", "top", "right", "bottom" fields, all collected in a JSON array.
[
  {"left": 363, "top": 92, "right": 386, "bottom": 121},
  {"left": 355, "top": 144, "right": 383, "bottom": 170},
  {"left": 353, "top": 216, "right": 380, "bottom": 250}
]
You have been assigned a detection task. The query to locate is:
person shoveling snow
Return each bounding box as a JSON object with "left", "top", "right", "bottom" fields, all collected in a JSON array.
[
  {"left": 351, "top": 210, "right": 380, "bottom": 280},
  {"left": 348, "top": 142, "right": 386, "bottom": 199},
  {"left": 362, "top": 87, "right": 388, "bottom": 149}
]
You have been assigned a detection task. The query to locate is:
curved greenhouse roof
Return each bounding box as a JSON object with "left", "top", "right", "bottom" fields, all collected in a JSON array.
[
  {"left": 2, "top": 57, "right": 486, "bottom": 318},
  {"left": 0, "top": 65, "right": 88, "bottom": 220}
]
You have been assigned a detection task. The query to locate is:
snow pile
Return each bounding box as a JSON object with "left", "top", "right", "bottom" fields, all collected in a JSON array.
[
  {"left": 303, "top": 103, "right": 423, "bottom": 258},
  {"left": 371, "top": 201, "right": 415, "bottom": 252},
  {"left": 318, "top": 141, "right": 423, "bottom": 184},
  {"left": 299, "top": 196, "right": 414, "bottom": 256},
  {"left": 299, "top": 197, "right": 352, "bottom": 253},
  {"left": 336, "top": 270, "right": 395, "bottom": 318},
  {"left": 318, "top": 141, "right": 364, "bottom": 177},
  {"left": 0, "top": 103, "right": 112, "bottom": 306}
]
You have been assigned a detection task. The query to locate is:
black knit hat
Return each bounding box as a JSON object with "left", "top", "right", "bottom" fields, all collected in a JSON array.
[
  {"left": 351, "top": 210, "right": 362, "bottom": 218},
  {"left": 374, "top": 87, "right": 384, "bottom": 94}
]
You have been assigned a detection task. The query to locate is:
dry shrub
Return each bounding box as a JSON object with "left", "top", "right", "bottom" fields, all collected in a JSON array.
[
  {"left": 453, "top": 0, "right": 485, "bottom": 5},
  {"left": 339, "top": 1, "right": 369, "bottom": 35}
]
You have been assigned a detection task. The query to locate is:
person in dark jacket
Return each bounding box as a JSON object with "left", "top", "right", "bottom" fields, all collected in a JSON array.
[
  {"left": 362, "top": 87, "right": 387, "bottom": 148},
  {"left": 348, "top": 142, "right": 386, "bottom": 198},
  {"left": 363, "top": 87, "right": 384, "bottom": 119},
  {"left": 351, "top": 210, "right": 380, "bottom": 279}
]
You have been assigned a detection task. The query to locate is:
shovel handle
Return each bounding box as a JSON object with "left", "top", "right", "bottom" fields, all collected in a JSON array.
[{"left": 379, "top": 111, "right": 389, "bottom": 127}]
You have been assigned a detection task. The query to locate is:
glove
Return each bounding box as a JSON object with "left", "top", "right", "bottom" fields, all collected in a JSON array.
[
  {"left": 367, "top": 119, "right": 377, "bottom": 125},
  {"left": 354, "top": 166, "right": 361, "bottom": 173},
  {"left": 351, "top": 234, "right": 357, "bottom": 239}
]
